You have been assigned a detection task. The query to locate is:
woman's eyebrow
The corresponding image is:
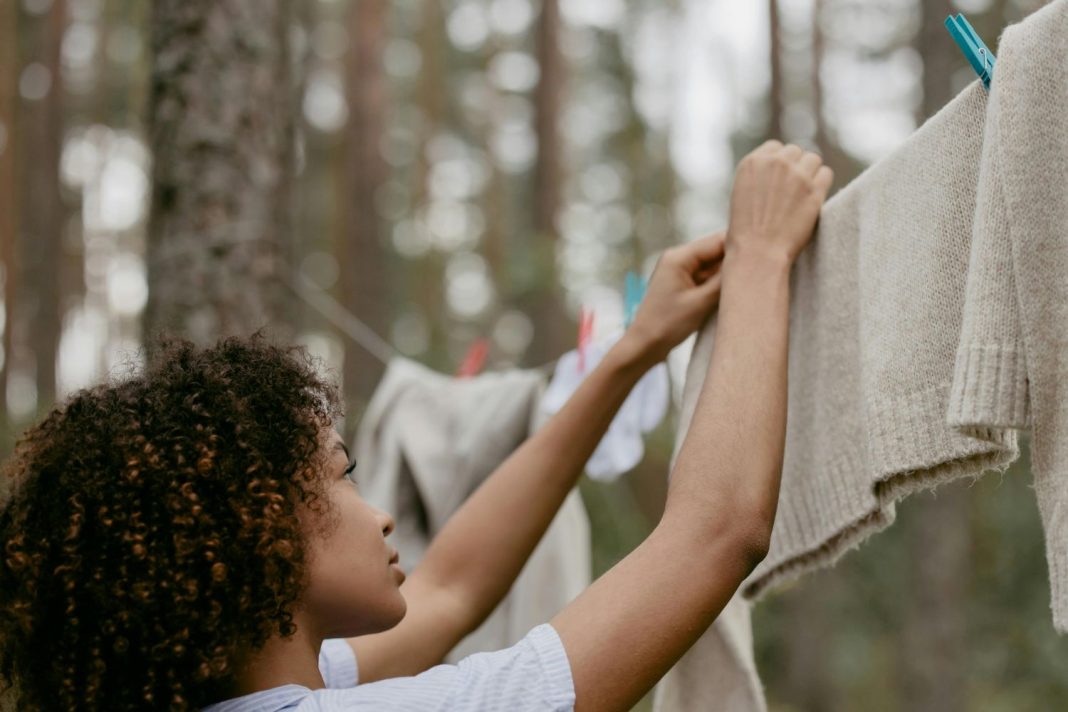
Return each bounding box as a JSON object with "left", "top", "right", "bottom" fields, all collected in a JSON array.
[{"left": 333, "top": 441, "right": 350, "bottom": 460}]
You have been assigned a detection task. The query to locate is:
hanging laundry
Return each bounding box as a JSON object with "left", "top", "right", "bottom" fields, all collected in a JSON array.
[
  {"left": 355, "top": 358, "right": 590, "bottom": 663},
  {"left": 949, "top": 0, "right": 1068, "bottom": 629},
  {"left": 542, "top": 334, "right": 670, "bottom": 482},
  {"left": 656, "top": 3, "right": 1065, "bottom": 708}
]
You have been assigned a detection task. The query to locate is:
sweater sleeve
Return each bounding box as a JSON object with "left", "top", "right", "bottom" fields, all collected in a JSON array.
[{"left": 947, "top": 75, "right": 1030, "bottom": 435}]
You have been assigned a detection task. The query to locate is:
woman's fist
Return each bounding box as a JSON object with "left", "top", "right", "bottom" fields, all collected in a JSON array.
[{"left": 726, "top": 141, "right": 833, "bottom": 265}]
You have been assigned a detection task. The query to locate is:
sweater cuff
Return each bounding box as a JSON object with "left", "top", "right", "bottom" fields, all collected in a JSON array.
[{"left": 948, "top": 342, "right": 1030, "bottom": 431}]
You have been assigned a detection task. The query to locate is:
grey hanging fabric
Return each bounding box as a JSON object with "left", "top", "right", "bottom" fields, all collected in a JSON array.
[
  {"left": 657, "top": 3, "right": 1066, "bottom": 707},
  {"left": 355, "top": 358, "right": 590, "bottom": 662}
]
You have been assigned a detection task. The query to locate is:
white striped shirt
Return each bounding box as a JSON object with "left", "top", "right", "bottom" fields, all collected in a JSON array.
[{"left": 202, "top": 624, "right": 575, "bottom": 711}]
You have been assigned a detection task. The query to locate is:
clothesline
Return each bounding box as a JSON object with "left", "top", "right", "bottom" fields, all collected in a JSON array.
[
  {"left": 282, "top": 262, "right": 566, "bottom": 375},
  {"left": 281, "top": 266, "right": 398, "bottom": 366}
]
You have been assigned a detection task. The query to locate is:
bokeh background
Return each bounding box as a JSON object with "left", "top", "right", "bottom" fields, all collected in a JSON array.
[{"left": 1, "top": 0, "right": 1064, "bottom": 710}]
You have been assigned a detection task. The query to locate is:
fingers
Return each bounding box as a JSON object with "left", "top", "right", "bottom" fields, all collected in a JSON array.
[
  {"left": 814, "top": 165, "right": 834, "bottom": 195},
  {"left": 690, "top": 269, "right": 723, "bottom": 308},
  {"left": 780, "top": 143, "right": 804, "bottom": 161},
  {"left": 798, "top": 150, "right": 823, "bottom": 178},
  {"left": 683, "top": 231, "right": 727, "bottom": 265}
]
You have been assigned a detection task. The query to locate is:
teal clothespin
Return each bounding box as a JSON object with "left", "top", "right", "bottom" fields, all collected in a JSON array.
[
  {"left": 945, "top": 13, "right": 996, "bottom": 90},
  {"left": 623, "top": 271, "right": 648, "bottom": 329}
]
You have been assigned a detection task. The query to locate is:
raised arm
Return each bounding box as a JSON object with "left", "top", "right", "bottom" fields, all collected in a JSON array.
[
  {"left": 350, "top": 233, "right": 729, "bottom": 682},
  {"left": 552, "top": 141, "right": 833, "bottom": 711}
]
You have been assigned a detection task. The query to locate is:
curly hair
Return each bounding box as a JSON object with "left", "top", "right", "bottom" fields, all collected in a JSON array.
[{"left": 0, "top": 332, "right": 345, "bottom": 711}]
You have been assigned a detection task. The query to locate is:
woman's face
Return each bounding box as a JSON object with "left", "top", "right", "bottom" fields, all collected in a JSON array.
[{"left": 300, "top": 428, "right": 406, "bottom": 639}]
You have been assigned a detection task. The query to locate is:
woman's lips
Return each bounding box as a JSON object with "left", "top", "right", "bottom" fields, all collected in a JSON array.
[{"left": 388, "top": 549, "right": 400, "bottom": 566}]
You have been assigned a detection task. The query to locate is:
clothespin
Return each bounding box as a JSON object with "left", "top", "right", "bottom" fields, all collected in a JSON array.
[
  {"left": 576, "top": 308, "right": 595, "bottom": 374},
  {"left": 945, "top": 14, "right": 996, "bottom": 90},
  {"left": 456, "top": 337, "right": 489, "bottom": 379},
  {"left": 623, "top": 271, "right": 648, "bottom": 329}
]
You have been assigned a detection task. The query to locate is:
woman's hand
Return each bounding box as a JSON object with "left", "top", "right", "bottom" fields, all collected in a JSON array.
[
  {"left": 726, "top": 140, "right": 833, "bottom": 266},
  {"left": 625, "top": 231, "right": 727, "bottom": 364}
]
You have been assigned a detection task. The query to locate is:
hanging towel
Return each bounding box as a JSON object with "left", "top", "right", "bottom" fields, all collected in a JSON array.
[
  {"left": 658, "top": 4, "right": 1066, "bottom": 707},
  {"left": 356, "top": 357, "right": 591, "bottom": 663}
]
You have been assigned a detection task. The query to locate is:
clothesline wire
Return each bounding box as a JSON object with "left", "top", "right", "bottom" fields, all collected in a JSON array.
[
  {"left": 281, "top": 266, "right": 398, "bottom": 366},
  {"left": 281, "top": 260, "right": 568, "bottom": 375}
]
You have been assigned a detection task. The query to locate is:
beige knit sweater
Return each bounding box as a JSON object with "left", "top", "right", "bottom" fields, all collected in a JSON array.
[{"left": 656, "top": 3, "right": 1067, "bottom": 708}]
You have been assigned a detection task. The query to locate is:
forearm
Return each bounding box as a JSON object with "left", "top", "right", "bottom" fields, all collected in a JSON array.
[
  {"left": 413, "top": 333, "right": 655, "bottom": 627},
  {"left": 553, "top": 248, "right": 792, "bottom": 711},
  {"left": 666, "top": 246, "right": 791, "bottom": 542}
]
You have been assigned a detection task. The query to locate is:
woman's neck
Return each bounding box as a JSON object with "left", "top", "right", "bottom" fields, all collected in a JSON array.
[{"left": 231, "top": 613, "right": 326, "bottom": 697}]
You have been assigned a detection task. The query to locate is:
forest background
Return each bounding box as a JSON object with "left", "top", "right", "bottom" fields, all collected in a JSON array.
[{"left": 0, "top": 0, "right": 1063, "bottom": 709}]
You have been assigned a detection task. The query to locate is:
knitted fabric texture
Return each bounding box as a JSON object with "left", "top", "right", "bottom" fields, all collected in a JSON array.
[
  {"left": 356, "top": 358, "right": 591, "bottom": 663},
  {"left": 656, "top": 3, "right": 1065, "bottom": 708},
  {"left": 948, "top": 0, "right": 1068, "bottom": 629}
]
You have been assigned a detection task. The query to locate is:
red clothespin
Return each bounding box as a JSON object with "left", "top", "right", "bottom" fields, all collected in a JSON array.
[
  {"left": 576, "top": 308, "right": 595, "bottom": 374},
  {"left": 457, "top": 337, "right": 489, "bottom": 379}
]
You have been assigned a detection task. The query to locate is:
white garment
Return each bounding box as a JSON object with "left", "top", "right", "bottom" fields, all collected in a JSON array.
[
  {"left": 542, "top": 337, "right": 670, "bottom": 481},
  {"left": 202, "top": 624, "right": 574, "bottom": 711},
  {"left": 356, "top": 358, "right": 590, "bottom": 662}
]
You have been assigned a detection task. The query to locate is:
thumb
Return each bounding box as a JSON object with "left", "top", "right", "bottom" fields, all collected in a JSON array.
[
  {"left": 677, "top": 231, "right": 727, "bottom": 271},
  {"left": 688, "top": 269, "right": 723, "bottom": 309}
]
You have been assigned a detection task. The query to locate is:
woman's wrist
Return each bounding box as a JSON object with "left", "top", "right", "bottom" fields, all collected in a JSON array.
[{"left": 609, "top": 330, "right": 662, "bottom": 378}]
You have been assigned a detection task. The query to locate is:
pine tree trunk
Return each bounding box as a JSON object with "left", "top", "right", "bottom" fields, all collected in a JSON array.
[
  {"left": 18, "top": 0, "right": 65, "bottom": 412},
  {"left": 144, "top": 0, "right": 296, "bottom": 361},
  {"left": 339, "top": 0, "right": 389, "bottom": 431},
  {"left": 525, "top": 0, "right": 569, "bottom": 365},
  {"left": 0, "top": 0, "right": 17, "bottom": 453},
  {"left": 767, "top": 0, "right": 784, "bottom": 140}
]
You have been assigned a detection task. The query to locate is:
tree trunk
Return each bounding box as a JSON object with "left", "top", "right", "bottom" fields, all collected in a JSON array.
[
  {"left": 525, "top": 0, "right": 569, "bottom": 365},
  {"left": 339, "top": 0, "right": 390, "bottom": 433},
  {"left": 17, "top": 0, "right": 65, "bottom": 413},
  {"left": 144, "top": 0, "right": 296, "bottom": 361},
  {"left": 0, "top": 0, "right": 17, "bottom": 452},
  {"left": 767, "top": 0, "right": 784, "bottom": 140}
]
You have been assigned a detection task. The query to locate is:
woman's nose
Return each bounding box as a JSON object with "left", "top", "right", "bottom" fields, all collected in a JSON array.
[{"left": 378, "top": 509, "right": 396, "bottom": 537}]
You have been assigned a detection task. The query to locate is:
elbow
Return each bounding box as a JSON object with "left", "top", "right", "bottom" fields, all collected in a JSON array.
[
  {"left": 716, "top": 500, "right": 774, "bottom": 577},
  {"left": 736, "top": 517, "right": 772, "bottom": 575}
]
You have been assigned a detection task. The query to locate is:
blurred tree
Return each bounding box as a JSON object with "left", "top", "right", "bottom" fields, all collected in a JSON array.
[
  {"left": 144, "top": 0, "right": 297, "bottom": 361},
  {"left": 410, "top": 0, "right": 448, "bottom": 368},
  {"left": 524, "top": 0, "right": 569, "bottom": 365},
  {"left": 894, "top": 4, "right": 972, "bottom": 711},
  {"left": 0, "top": 0, "right": 15, "bottom": 454},
  {"left": 340, "top": 0, "right": 390, "bottom": 431},
  {"left": 17, "top": 0, "right": 65, "bottom": 413},
  {"left": 768, "top": 0, "right": 784, "bottom": 141}
]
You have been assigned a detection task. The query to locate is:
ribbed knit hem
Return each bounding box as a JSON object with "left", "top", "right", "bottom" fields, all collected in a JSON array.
[
  {"left": 745, "top": 444, "right": 893, "bottom": 600},
  {"left": 744, "top": 380, "right": 1020, "bottom": 602},
  {"left": 948, "top": 342, "right": 1030, "bottom": 432}
]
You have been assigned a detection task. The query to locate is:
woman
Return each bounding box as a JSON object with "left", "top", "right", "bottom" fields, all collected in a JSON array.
[{"left": 0, "top": 140, "right": 830, "bottom": 711}]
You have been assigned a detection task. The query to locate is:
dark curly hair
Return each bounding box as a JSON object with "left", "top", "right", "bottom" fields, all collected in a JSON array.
[{"left": 0, "top": 332, "right": 345, "bottom": 710}]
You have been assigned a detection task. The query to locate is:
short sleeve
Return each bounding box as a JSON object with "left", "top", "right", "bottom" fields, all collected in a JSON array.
[
  {"left": 319, "top": 638, "right": 359, "bottom": 688},
  {"left": 317, "top": 623, "right": 575, "bottom": 711},
  {"left": 449, "top": 623, "right": 574, "bottom": 711}
]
